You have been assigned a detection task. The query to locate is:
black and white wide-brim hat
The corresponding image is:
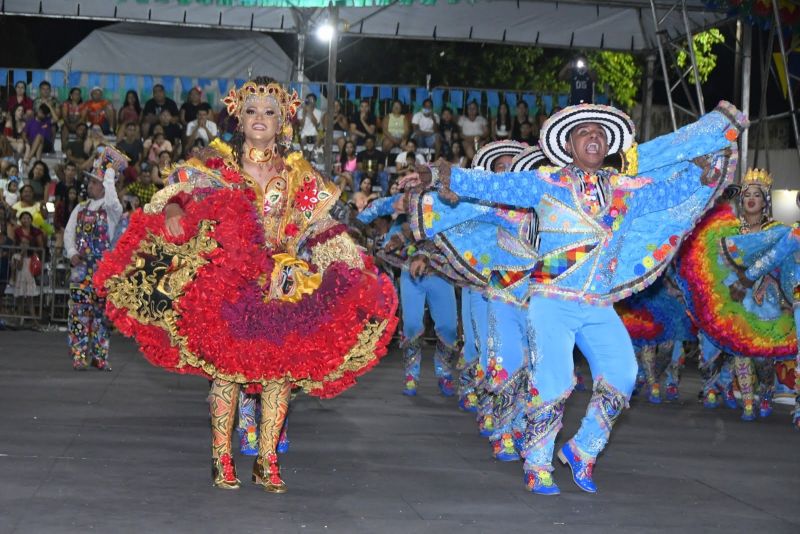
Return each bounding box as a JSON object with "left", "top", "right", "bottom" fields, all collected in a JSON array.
[
  {"left": 539, "top": 104, "right": 635, "bottom": 167},
  {"left": 509, "top": 146, "right": 551, "bottom": 172},
  {"left": 471, "top": 140, "right": 527, "bottom": 171}
]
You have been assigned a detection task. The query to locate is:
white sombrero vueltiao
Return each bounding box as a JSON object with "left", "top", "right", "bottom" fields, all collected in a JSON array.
[
  {"left": 509, "top": 146, "right": 551, "bottom": 172},
  {"left": 471, "top": 140, "right": 527, "bottom": 170},
  {"left": 539, "top": 103, "right": 635, "bottom": 167}
]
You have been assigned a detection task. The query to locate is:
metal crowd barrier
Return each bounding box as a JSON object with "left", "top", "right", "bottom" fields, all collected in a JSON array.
[{"left": 0, "top": 244, "right": 47, "bottom": 324}]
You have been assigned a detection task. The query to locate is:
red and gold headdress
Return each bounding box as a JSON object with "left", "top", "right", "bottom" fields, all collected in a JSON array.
[{"left": 221, "top": 81, "right": 302, "bottom": 145}]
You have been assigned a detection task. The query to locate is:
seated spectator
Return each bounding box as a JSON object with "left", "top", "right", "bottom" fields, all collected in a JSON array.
[
  {"left": 157, "top": 150, "right": 172, "bottom": 175},
  {"left": 492, "top": 102, "right": 512, "bottom": 141},
  {"left": 158, "top": 110, "right": 183, "bottom": 154},
  {"left": 296, "top": 93, "right": 323, "bottom": 148},
  {"left": 83, "top": 125, "right": 107, "bottom": 168},
  {"left": 117, "top": 90, "right": 142, "bottom": 137},
  {"left": 61, "top": 88, "right": 84, "bottom": 148},
  {"left": 54, "top": 161, "right": 80, "bottom": 204},
  {"left": 331, "top": 100, "right": 349, "bottom": 151},
  {"left": 4, "top": 177, "right": 20, "bottom": 207},
  {"left": 26, "top": 160, "right": 51, "bottom": 201},
  {"left": 447, "top": 140, "right": 467, "bottom": 168},
  {"left": 334, "top": 140, "right": 358, "bottom": 193},
  {"left": 357, "top": 176, "right": 381, "bottom": 204},
  {"left": 146, "top": 162, "right": 165, "bottom": 187},
  {"left": 5, "top": 104, "right": 29, "bottom": 158},
  {"left": 349, "top": 99, "right": 376, "bottom": 146},
  {"left": 23, "top": 105, "right": 55, "bottom": 164},
  {"left": 411, "top": 98, "right": 441, "bottom": 159},
  {"left": 438, "top": 107, "right": 460, "bottom": 155},
  {"left": 81, "top": 87, "right": 115, "bottom": 135},
  {"left": 33, "top": 81, "right": 60, "bottom": 123},
  {"left": 458, "top": 100, "right": 489, "bottom": 162},
  {"left": 354, "top": 135, "right": 389, "bottom": 194},
  {"left": 117, "top": 122, "right": 145, "bottom": 179},
  {"left": 126, "top": 164, "right": 160, "bottom": 206},
  {"left": 381, "top": 100, "right": 409, "bottom": 154},
  {"left": 65, "top": 123, "right": 91, "bottom": 170},
  {"left": 517, "top": 120, "right": 537, "bottom": 146},
  {"left": 141, "top": 84, "right": 179, "bottom": 137},
  {"left": 215, "top": 105, "right": 239, "bottom": 142},
  {"left": 394, "top": 139, "right": 426, "bottom": 176},
  {"left": 11, "top": 185, "right": 47, "bottom": 237},
  {"left": 180, "top": 87, "right": 206, "bottom": 127},
  {"left": 0, "top": 135, "right": 14, "bottom": 173},
  {"left": 7, "top": 81, "right": 33, "bottom": 116},
  {"left": 144, "top": 127, "right": 173, "bottom": 167},
  {"left": 511, "top": 100, "right": 531, "bottom": 142},
  {"left": 185, "top": 105, "right": 217, "bottom": 155}
]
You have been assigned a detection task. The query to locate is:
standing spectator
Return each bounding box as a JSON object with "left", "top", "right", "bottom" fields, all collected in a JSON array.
[
  {"left": 447, "top": 140, "right": 467, "bottom": 168},
  {"left": 559, "top": 56, "right": 596, "bottom": 105},
  {"left": 141, "top": 84, "right": 179, "bottom": 137},
  {"left": 296, "top": 93, "right": 323, "bottom": 148},
  {"left": 5, "top": 105, "right": 29, "bottom": 158},
  {"left": 411, "top": 98, "right": 441, "bottom": 159},
  {"left": 158, "top": 110, "right": 183, "bottom": 155},
  {"left": 26, "top": 160, "right": 51, "bottom": 201},
  {"left": 382, "top": 100, "right": 409, "bottom": 154},
  {"left": 126, "top": 163, "right": 159, "bottom": 206},
  {"left": 331, "top": 99, "right": 349, "bottom": 151},
  {"left": 117, "top": 90, "right": 142, "bottom": 136},
  {"left": 185, "top": 105, "right": 218, "bottom": 154},
  {"left": 60, "top": 88, "right": 83, "bottom": 148},
  {"left": 81, "top": 87, "right": 115, "bottom": 135},
  {"left": 179, "top": 87, "right": 205, "bottom": 127},
  {"left": 349, "top": 99, "right": 376, "bottom": 146},
  {"left": 65, "top": 123, "right": 91, "bottom": 170},
  {"left": 144, "top": 126, "right": 172, "bottom": 166},
  {"left": 23, "top": 105, "right": 54, "bottom": 164},
  {"left": 458, "top": 101, "right": 489, "bottom": 162},
  {"left": 7, "top": 81, "right": 33, "bottom": 116},
  {"left": 492, "top": 102, "right": 512, "bottom": 141},
  {"left": 510, "top": 100, "right": 531, "bottom": 142},
  {"left": 354, "top": 135, "right": 389, "bottom": 194},
  {"left": 12, "top": 211, "right": 44, "bottom": 323},
  {"left": 117, "top": 122, "right": 144, "bottom": 177},
  {"left": 33, "top": 81, "right": 60, "bottom": 123},
  {"left": 438, "top": 107, "right": 460, "bottom": 155}
]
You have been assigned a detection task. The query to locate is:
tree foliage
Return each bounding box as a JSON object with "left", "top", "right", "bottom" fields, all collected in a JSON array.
[
  {"left": 588, "top": 51, "right": 642, "bottom": 111},
  {"left": 676, "top": 29, "right": 725, "bottom": 84}
]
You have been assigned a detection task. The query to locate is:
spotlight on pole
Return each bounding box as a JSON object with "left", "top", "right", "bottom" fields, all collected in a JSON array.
[{"left": 316, "top": 22, "right": 335, "bottom": 42}]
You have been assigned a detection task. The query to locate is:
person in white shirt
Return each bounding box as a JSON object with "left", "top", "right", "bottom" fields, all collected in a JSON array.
[
  {"left": 63, "top": 146, "right": 127, "bottom": 371},
  {"left": 185, "top": 105, "right": 219, "bottom": 154},
  {"left": 296, "top": 93, "right": 324, "bottom": 147},
  {"left": 411, "top": 98, "right": 441, "bottom": 159},
  {"left": 458, "top": 100, "right": 489, "bottom": 162},
  {"left": 395, "top": 139, "right": 427, "bottom": 176}
]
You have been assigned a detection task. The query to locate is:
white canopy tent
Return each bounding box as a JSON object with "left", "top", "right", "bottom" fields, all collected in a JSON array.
[
  {"left": 49, "top": 22, "right": 294, "bottom": 80},
  {"left": 6, "top": 0, "right": 727, "bottom": 53}
]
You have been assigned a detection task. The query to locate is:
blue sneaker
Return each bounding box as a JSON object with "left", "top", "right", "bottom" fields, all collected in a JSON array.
[
  {"left": 403, "top": 375, "right": 417, "bottom": 396},
  {"left": 648, "top": 383, "right": 662, "bottom": 404},
  {"left": 492, "top": 434, "right": 521, "bottom": 462},
  {"left": 524, "top": 469, "right": 560, "bottom": 496},
  {"left": 478, "top": 415, "right": 494, "bottom": 437},
  {"left": 557, "top": 442, "right": 597, "bottom": 493},
  {"left": 438, "top": 376, "right": 456, "bottom": 397},
  {"left": 665, "top": 383, "right": 679, "bottom": 402},
  {"left": 724, "top": 387, "right": 738, "bottom": 409},
  {"left": 458, "top": 392, "right": 479, "bottom": 413}
]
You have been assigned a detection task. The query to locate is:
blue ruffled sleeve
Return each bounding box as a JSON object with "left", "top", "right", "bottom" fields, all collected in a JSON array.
[
  {"left": 356, "top": 194, "right": 401, "bottom": 224},
  {"left": 449, "top": 167, "right": 549, "bottom": 209}
]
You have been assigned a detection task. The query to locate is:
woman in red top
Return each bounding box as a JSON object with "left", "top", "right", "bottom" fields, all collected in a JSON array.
[
  {"left": 6, "top": 81, "right": 33, "bottom": 115},
  {"left": 61, "top": 88, "right": 83, "bottom": 148},
  {"left": 117, "top": 90, "right": 142, "bottom": 136}
]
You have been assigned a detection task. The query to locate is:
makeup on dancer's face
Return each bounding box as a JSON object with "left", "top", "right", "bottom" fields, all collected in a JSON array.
[{"left": 243, "top": 97, "right": 280, "bottom": 142}]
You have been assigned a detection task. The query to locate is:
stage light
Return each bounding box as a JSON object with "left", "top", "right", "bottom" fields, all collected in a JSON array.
[
  {"left": 576, "top": 59, "right": 585, "bottom": 69},
  {"left": 316, "top": 23, "right": 335, "bottom": 42}
]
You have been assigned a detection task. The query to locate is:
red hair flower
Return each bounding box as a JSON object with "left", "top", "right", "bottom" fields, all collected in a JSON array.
[{"left": 221, "top": 167, "right": 243, "bottom": 184}]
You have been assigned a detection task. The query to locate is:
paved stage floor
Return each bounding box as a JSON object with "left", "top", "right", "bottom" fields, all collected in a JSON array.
[{"left": 0, "top": 331, "right": 797, "bottom": 533}]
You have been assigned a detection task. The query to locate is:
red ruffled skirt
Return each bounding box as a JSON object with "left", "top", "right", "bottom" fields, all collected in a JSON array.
[{"left": 94, "top": 188, "right": 398, "bottom": 398}]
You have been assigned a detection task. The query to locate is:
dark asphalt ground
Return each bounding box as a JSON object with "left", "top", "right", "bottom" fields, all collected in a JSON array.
[{"left": 0, "top": 331, "right": 797, "bottom": 534}]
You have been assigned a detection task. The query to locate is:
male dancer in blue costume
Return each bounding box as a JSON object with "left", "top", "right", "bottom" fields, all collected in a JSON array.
[{"left": 415, "top": 101, "right": 747, "bottom": 494}]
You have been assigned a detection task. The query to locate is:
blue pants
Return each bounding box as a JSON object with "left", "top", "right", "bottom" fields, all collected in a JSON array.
[
  {"left": 400, "top": 270, "right": 458, "bottom": 381},
  {"left": 459, "top": 288, "right": 488, "bottom": 399},
  {"left": 523, "top": 297, "right": 637, "bottom": 470},
  {"left": 485, "top": 298, "right": 529, "bottom": 440}
]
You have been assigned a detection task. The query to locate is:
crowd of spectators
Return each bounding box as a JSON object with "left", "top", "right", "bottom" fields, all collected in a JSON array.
[{"left": 0, "top": 78, "right": 565, "bottom": 322}]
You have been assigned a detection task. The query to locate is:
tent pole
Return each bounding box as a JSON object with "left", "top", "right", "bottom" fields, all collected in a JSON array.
[
  {"left": 740, "top": 21, "right": 752, "bottom": 179},
  {"left": 681, "top": 0, "right": 705, "bottom": 114},
  {"left": 642, "top": 54, "right": 656, "bottom": 141},
  {"left": 323, "top": 6, "right": 339, "bottom": 177},
  {"left": 753, "top": 25, "right": 776, "bottom": 168},
  {"left": 650, "top": 0, "right": 678, "bottom": 131},
  {"left": 771, "top": 0, "right": 800, "bottom": 165},
  {"left": 734, "top": 18, "right": 743, "bottom": 107}
]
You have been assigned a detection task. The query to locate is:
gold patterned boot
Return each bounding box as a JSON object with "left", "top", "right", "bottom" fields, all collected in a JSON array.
[
  {"left": 212, "top": 453, "right": 241, "bottom": 490},
  {"left": 209, "top": 379, "right": 241, "bottom": 489},
  {"left": 252, "top": 379, "right": 291, "bottom": 493},
  {"left": 252, "top": 452, "right": 287, "bottom": 493}
]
